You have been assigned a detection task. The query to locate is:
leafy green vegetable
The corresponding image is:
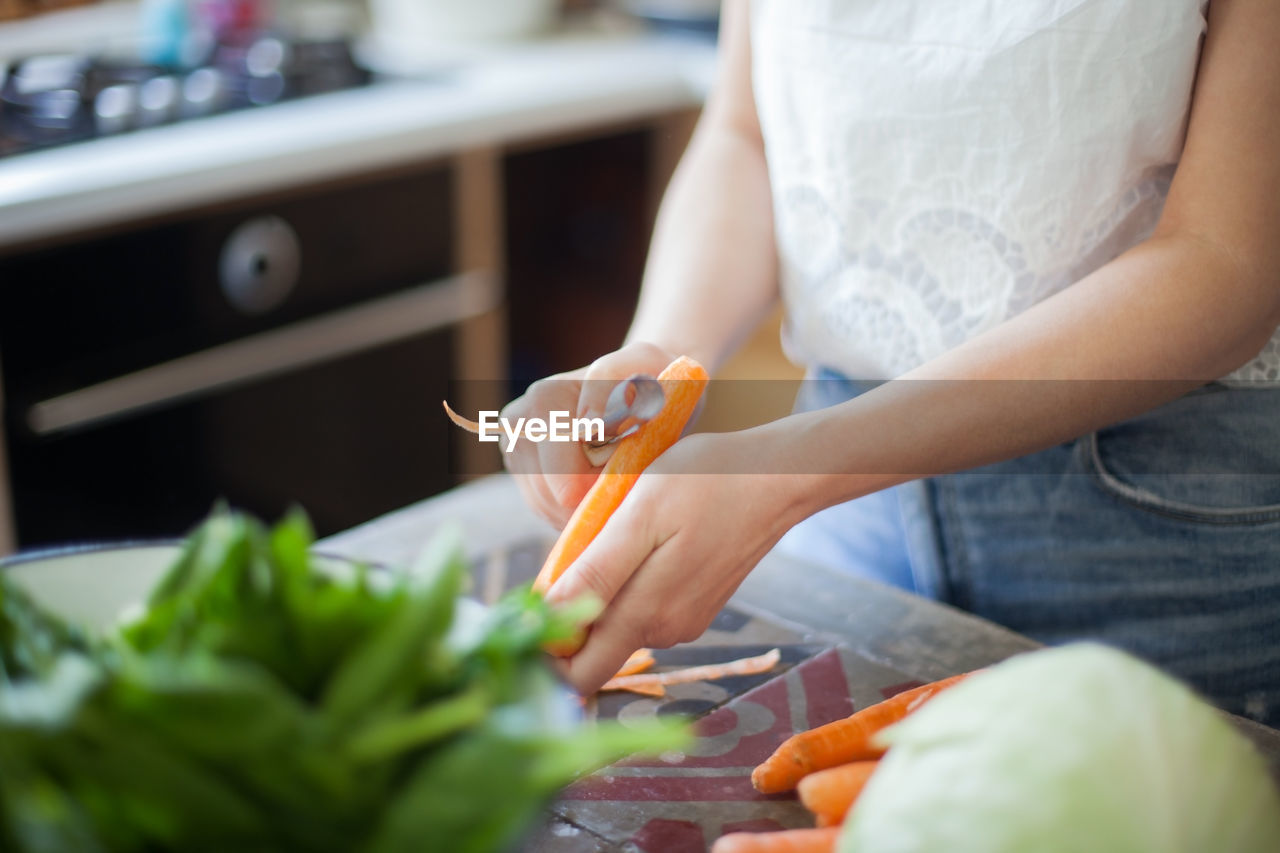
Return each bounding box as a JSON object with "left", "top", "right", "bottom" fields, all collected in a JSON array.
[
  {"left": 0, "top": 509, "right": 686, "bottom": 852},
  {"left": 839, "top": 643, "right": 1280, "bottom": 853},
  {"left": 0, "top": 577, "right": 87, "bottom": 684}
]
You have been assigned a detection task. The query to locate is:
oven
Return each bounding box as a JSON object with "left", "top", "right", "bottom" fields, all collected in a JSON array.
[{"left": 0, "top": 161, "right": 500, "bottom": 550}]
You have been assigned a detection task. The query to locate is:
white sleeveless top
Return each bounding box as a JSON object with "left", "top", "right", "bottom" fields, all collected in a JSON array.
[{"left": 752, "top": 0, "right": 1280, "bottom": 382}]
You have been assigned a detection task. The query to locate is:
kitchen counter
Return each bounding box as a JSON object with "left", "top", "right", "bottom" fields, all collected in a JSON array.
[
  {"left": 320, "top": 474, "right": 1280, "bottom": 850},
  {"left": 0, "top": 26, "right": 715, "bottom": 252}
]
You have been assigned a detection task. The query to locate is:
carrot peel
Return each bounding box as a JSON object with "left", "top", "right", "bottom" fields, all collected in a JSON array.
[
  {"left": 442, "top": 400, "right": 482, "bottom": 434},
  {"left": 600, "top": 648, "right": 781, "bottom": 694},
  {"left": 614, "top": 648, "right": 657, "bottom": 677}
]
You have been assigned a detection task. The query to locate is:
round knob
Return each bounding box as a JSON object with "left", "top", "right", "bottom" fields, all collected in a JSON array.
[{"left": 219, "top": 216, "right": 301, "bottom": 315}]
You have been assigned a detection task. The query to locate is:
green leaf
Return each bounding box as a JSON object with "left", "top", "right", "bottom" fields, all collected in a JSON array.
[
  {"left": 0, "top": 578, "right": 87, "bottom": 683},
  {"left": 108, "top": 654, "right": 308, "bottom": 759},
  {"left": 347, "top": 682, "right": 490, "bottom": 763},
  {"left": 0, "top": 655, "right": 102, "bottom": 731},
  {"left": 320, "top": 529, "right": 467, "bottom": 730}
]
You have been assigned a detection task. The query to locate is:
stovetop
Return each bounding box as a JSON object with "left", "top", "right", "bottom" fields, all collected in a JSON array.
[{"left": 0, "top": 34, "right": 371, "bottom": 159}]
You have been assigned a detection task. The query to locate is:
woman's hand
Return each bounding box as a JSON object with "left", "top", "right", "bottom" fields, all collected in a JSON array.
[
  {"left": 543, "top": 428, "right": 814, "bottom": 695},
  {"left": 501, "top": 342, "right": 678, "bottom": 528}
]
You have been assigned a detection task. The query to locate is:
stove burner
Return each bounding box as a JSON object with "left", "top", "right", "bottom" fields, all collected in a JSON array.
[{"left": 0, "top": 36, "right": 371, "bottom": 158}]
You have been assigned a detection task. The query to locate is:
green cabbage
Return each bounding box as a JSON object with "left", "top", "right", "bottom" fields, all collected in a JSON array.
[{"left": 839, "top": 643, "right": 1280, "bottom": 853}]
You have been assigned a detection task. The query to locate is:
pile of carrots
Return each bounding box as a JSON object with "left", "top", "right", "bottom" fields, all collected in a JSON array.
[{"left": 711, "top": 672, "right": 972, "bottom": 853}]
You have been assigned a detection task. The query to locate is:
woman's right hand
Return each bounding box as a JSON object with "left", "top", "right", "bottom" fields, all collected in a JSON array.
[{"left": 501, "top": 341, "right": 678, "bottom": 528}]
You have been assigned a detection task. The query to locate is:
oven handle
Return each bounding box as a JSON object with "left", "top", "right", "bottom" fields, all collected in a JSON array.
[{"left": 27, "top": 272, "right": 498, "bottom": 437}]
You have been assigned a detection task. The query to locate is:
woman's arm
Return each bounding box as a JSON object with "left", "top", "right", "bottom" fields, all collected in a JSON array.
[
  {"left": 624, "top": 0, "right": 779, "bottom": 373},
  {"left": 498, "top": 0, "right": 776, "bottom": 525},
  {"left": 548, "top": 0, "right": 1280, "bottom": 693}
]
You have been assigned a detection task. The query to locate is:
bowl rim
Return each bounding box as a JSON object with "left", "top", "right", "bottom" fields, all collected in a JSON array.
[
  {"left": 0, "top": 539, "right": 186, "bottom": 570},
  {"left": 0, "top": 540, "right": 385, "bottom": 572}
]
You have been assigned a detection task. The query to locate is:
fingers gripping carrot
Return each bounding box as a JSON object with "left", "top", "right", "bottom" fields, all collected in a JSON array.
[
  {"left": 534, "top": 355, "right": 710, "bottom": 594},
  {"left": 710, "top": 827, "right": 840, "bottom": 853},
  {"left": 751, "top": 672, "right": 973, "bottom": 794},
  {"left": 798, "top": 760, "right": 879, "bottom": 826}
]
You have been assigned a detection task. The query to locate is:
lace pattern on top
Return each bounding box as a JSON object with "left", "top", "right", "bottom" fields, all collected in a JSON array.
[{"left": 752, "top": 0, "right": 1279, "bottom": 383}]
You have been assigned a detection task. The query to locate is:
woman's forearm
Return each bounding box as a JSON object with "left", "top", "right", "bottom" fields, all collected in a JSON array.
[
  {"left": 625, "top": 0, "right": 779, "bottom": 373},
  {"left": 771, "top": 231, "right": 1280, "bottom": 519}
]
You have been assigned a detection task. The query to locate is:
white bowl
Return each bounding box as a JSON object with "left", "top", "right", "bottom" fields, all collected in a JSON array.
[
  {"left": 0, "top": 544, "right": 489, "bottom": 641},
  {"left": 3, "top": 543, "right": 183, "bottom": 631}
]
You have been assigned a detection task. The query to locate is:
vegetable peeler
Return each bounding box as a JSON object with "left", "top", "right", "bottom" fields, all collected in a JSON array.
[{"left": 582, "top": 374, "right": 665, "bottom": 466}]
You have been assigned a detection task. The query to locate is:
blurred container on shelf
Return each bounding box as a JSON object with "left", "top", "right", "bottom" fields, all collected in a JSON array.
[
  {"left": 619, "top": 0, "right": 718, "bottom": 37},
  {"left": 367, "top": 0, "right": 559, "bottom": 54}
]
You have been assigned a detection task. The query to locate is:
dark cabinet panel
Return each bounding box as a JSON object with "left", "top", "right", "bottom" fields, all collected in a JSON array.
[
  {"left": 0, "top": 168, "right": 453, "bottom": 400},
  {"left": 7, "top": 331, "right": 455, "bottom": 547},
  {"left": 1, "top": 164, "right": 458, "bottom": 548},
  {"left": 504, "top": 130, "right": 652, "bottom": 391}
]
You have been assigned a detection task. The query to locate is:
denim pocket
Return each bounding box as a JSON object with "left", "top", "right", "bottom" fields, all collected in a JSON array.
[{"left": 1086, "top": 385, "right": 1280, "bottom": 525}]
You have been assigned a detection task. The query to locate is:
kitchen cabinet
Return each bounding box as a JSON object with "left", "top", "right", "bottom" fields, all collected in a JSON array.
[
  {"left": 0, "top": 157, "right": 490, "bottom": 548},
  {"left": 0, "top": 114, "right": 700, "bottom": 553},
  {"left": 0, "top": 30, "right": 713, "bottom": 554},
  {"left": 505, "top": 127, "right": 653, "bottom": 389}
]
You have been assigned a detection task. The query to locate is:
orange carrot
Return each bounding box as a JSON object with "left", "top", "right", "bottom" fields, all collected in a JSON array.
[
  {"left": 600, "top": 648, "right": 781, "bottom": 695},
  {"left": 751, "top": 671, "right": 972, "bottom": 794},
  {"left": 613, "top": 647, "right": 656, "bottom": 678},
  {"left": 533, "top": 355, "right": 709, "bottom": 594},
  {"left": 797, "top": 760, "right": 879, "bottom": 826},
  {"left": 598, "top": 648, "right": 660, "bottom": 698},
  {"left": 607, "top": 681, "right": 667, "bottom": 698},
  {"left": 710, "top": 827, "right": 839, "bottom": 853}
]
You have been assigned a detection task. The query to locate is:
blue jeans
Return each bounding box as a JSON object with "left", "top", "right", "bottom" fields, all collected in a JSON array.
[{"left": 776, "top": 370, "right": 1280, "bottom": 726}]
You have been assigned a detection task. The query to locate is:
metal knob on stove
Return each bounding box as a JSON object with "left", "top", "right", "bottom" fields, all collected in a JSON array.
[
  {"left": 181, "top": 67, "right": 227, "bottom": 117},
  {"left": 94, "top": 84, "right": 138, "bottom": 135},
  {"left": 219, "top": 215, "right": 301, "bottom": 315},
  {"left": 137, "top": 75, "right": 180, "bottom": 126}
]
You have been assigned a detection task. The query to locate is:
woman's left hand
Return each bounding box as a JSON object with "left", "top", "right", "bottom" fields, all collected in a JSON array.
[{"left": 543, "top": 428, "right": 814, "bottom": 695}]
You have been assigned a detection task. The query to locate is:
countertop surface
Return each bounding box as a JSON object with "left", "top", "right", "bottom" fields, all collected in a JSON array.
[
  {"left": 0, "top": 26, "right": 716, "bottom": 252},
  {"left": 320, "top": 474, "right": 1280, "bottom": 850}
]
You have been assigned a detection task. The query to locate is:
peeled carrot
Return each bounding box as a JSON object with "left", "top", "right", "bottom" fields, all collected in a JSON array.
[
  {"left": 710, "top": 827, "right": 839, "bottom": 853},
  {"left": 751, "top": 671, "right": 972, "bottom": 794},
  {"left": 533, "top": 355, "right": 709, "bottom": 594},
  {"left": 797, "top": 760, "right": 879, "bottom": 826}
]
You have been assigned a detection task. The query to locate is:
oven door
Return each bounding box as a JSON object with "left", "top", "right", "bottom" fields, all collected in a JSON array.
[
  {"left": 6, "top": 275, "right": 493, "bottom": 547},
  {"left": 0, "top": 164, "right": 490, "bottom": 549}
]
